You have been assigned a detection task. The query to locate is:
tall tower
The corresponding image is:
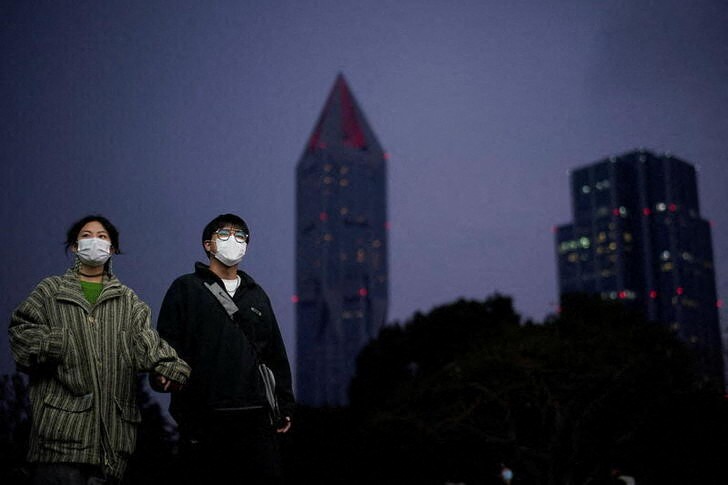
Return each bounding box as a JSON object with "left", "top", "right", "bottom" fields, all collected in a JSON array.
[
  {"left": 555, "top": 149, "right": 724, "bottom": 388},
  {"left": 295, "top": 74, "right": 388, "bottom": 407}
]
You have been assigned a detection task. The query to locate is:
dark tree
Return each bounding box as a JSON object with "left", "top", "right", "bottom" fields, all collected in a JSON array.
[
  {"left": 0, "top": 373, "right": 31, "bottom": 485},
  {"left": 345, "top": 293, "right": 723, "bottom": 485}
]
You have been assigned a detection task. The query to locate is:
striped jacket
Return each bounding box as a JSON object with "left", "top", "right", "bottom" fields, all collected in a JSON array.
[{"left": 9, "top": 267, "right": 190, "bottom": 479}]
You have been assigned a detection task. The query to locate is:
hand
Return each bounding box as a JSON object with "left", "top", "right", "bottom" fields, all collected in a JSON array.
[
  {"left": 276, "top": 416, "right": 292, "bottom": 433},
  {"left": 150, "top": 373, "right": 185, "bottom": 393}
]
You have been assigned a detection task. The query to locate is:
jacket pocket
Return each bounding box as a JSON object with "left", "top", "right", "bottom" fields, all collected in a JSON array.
[
  {"left": 112, "top": 397, "right": 142, "bottom": 456},
  {"left": 37, "top": 392, "right": 94, "bottom": 451}
]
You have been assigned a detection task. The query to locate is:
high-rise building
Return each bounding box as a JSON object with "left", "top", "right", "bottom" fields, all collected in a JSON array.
[
  {"left": 555, "top": 149, "right": 724, "bottom": 388},
  {"left": 294, "top": 74, "right": 388, "bottom": 407}
]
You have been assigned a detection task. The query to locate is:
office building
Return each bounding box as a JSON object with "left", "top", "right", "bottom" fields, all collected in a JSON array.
[
  {"left": 556, "top": 149, "right": 723, "bottom": 387},
  {"left": 295, "top": 74, "right": 388, "bottom": 406}
]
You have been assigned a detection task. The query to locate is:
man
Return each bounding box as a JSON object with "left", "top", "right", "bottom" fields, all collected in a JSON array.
[{"left": 156, "top": 213, "right": 294, "bottom": 484}]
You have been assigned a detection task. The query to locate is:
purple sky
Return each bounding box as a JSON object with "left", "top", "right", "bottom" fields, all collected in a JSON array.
[{"left": 2, "top": 0, "right": 727, "bottom": 379}]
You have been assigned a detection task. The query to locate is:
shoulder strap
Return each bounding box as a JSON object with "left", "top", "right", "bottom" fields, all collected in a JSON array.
[
  {"left": 203, "top": 281, "right": 239, "bottom": 319},
  {"left": 203, "top": 280, "right": 263, "bottom": 358}
]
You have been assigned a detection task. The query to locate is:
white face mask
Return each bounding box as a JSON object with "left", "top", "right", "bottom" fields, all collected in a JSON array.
[
  {"left": 214, "top": 238, "right": 247, "bottom": 267},
  {"left": 76, "top": 238, "right": 112, "bottom": 267}
]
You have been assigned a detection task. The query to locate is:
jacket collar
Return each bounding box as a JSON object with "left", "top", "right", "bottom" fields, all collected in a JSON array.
[
  {"left": 194, "top": 261, "right": 255, "bottom": 289},
  {"left": 55, "top": 268, "right": 124, "bottom": 310}
]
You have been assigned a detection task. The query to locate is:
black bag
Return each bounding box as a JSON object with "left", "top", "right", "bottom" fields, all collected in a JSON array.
[
  {"left": 204, "top": 281, "right": 283, "bottom": 426},
  {"left": 258, "top": 362, "right": 283, "bottom": 426}
]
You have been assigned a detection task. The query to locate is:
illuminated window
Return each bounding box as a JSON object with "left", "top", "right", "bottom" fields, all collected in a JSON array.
[
  {"left": 579, "top": 237, "right": 590, "bottom": 248},
  {"left": 608, "top": 242, "right": 617, "bottom": 251},
  {"left": 340, "top": 207, "right": 349, "bottom": 215},
  {"left": 323, "top": 176, "right": 334, "bottom": 184},
  {"left": 661, "top": 262, "right": 674, "bottom": 272},
  {"left": 323, "top": 233, "right": 333, "bottom": 242},
  {"left": 372, "top": 240, "right": 382, "bottom": 248},
  {"left": 324, "top": 164, "right": 333, "bottom": 172},
  {"left": 656, "top": 202, "right": 666, "bottom": 212},
  {"left": 623, "top": 232, "right": 632, "bottom": 242},
  {"left": 581, "top": 185, "right": 591, "bottom": 194},
  {"left": 339, "top": 179, "right": 349, "bottom": 187},
  {"left": 356, "top": 249, "right": 366, "bottom": 262},
  {"left": 661, "top": 251, "right": 671, "bottom": 260},
  {"left": 598, "top": 232, "right": 607, "bottom": 242}
]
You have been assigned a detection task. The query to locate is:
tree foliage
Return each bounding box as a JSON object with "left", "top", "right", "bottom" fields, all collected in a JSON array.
[{"left": 346, "top": 293, "right": 726, "bottom": 485}]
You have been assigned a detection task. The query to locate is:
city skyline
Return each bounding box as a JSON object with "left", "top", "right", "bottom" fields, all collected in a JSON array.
[{"left": 2, "top": 2, "right": 727, "bottom": 385}]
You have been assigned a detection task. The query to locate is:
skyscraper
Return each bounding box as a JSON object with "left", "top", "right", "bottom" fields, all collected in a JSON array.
[
  {"left": 294, "top": 74, "right": 388, "bottom": 407},
  {"left": 555, "top": 149, "right": 724, "bottom": 388}
]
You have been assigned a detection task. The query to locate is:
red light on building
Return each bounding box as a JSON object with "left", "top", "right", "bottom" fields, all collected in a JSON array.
[
  {"left": 642, "top": 208, "right": 651, "bottom": 216},
  {"left": 383, "top": 152, "right": 390, "bottom": 160},
  {"left": 649, "top": 290, "right": 658, "bottom": 299},
  {"left": 668, "top": 203, "right": 677, "bottom": 212},
  {"left": 384, "top": 221, "right": 391, "bottom": 230},
  {"left": 612, "top": 208, "right": 620, "bottom": 216},
  {"left": 618, "top": 291, "right": 627, "bottom": 299},
  {"left": 676, "top": 287, "right": 684, "bottom": 295},
  {"left": 358, "top": 288, "right": 368, "bottom": 297},
  {"left": 319, "top": 212, "right": 328, "bottom": 221},
  {"left": 291, "top": 295, "right": 300, "bottom": 304},
  {"left": 718, "top": 299, "right": 724, "bottom": 308}
]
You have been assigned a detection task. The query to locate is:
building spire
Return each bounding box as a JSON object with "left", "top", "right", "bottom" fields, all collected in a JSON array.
[{"left": 306, "top": 73, "right": 382, "bottom": 154}]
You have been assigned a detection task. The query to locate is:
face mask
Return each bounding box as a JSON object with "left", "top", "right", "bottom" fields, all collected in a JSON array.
[
  {"left": 76, "top": 238, "right": 112, "bottom": 267},
  {"left": 214, "top": 238, "right": 247, "bottom": 267}
]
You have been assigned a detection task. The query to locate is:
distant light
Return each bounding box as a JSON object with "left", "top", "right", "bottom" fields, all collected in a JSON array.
[
  {"left": 649, "top": 290, "right": 658, "bottom": 299},
  {"left": 612, "top": 208, "right": 620, "bottom": 216},
  {"left": 718, "top": 299, "right": 724, "bottom": 308},
  {"left": 319, "top": 212, "right": 329, "bottom": 221},
  {"left": 618, "top": 291, "right": 627, "bottom": 299},
  {"left": 642, "top": 208, "right": 651, "bottom": 216},
  {"left": 668, "top": 203, "right": 677, "bottom": 212},
  {"left": 383, "top": 152, "right": 390, "bottom": 160},
  {"left": 676, "top": 287, "right": 684, "bottom": 295},
  {"left": 358, "top": 288, "right": 368, "bottom": 297},
  {"left": 291, "top": 295, "right": 300, "bottom": 304}
]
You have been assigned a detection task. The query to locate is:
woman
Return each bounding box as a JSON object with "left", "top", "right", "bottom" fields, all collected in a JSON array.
[{"left": 9, "top": 214, "right": 190, "bottom": 484}]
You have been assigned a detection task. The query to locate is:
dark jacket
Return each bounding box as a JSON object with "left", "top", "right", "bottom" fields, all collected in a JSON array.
[
  {"left": 157, "top": 262, "right": 294, "bottom": 431},
  {"left": 9, "top": 267, "right": 190, "bottom": 479}
]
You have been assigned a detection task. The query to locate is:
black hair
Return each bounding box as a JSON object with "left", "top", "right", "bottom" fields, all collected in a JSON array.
[
  {"left": 201, "top": 213, "right": 250, "bottom": 257},
  {"left": 65, "top": 214, "right": 121, "bottom": 254}
]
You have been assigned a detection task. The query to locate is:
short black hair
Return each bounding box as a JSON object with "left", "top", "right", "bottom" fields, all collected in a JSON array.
[
  {"left": 201, "top": 213, "right": 250, "bottom": 257},
  {"left": 65, "top": 214, "right": 121, "bottom": 254}
]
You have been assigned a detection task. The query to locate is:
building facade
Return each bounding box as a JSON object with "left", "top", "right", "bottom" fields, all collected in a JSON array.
[
  {"left": 556, "top": 149, "right": 723, "bottom": 388},
  {"left": 295, "top": 74, "right": 388, "bottom": 406}
]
